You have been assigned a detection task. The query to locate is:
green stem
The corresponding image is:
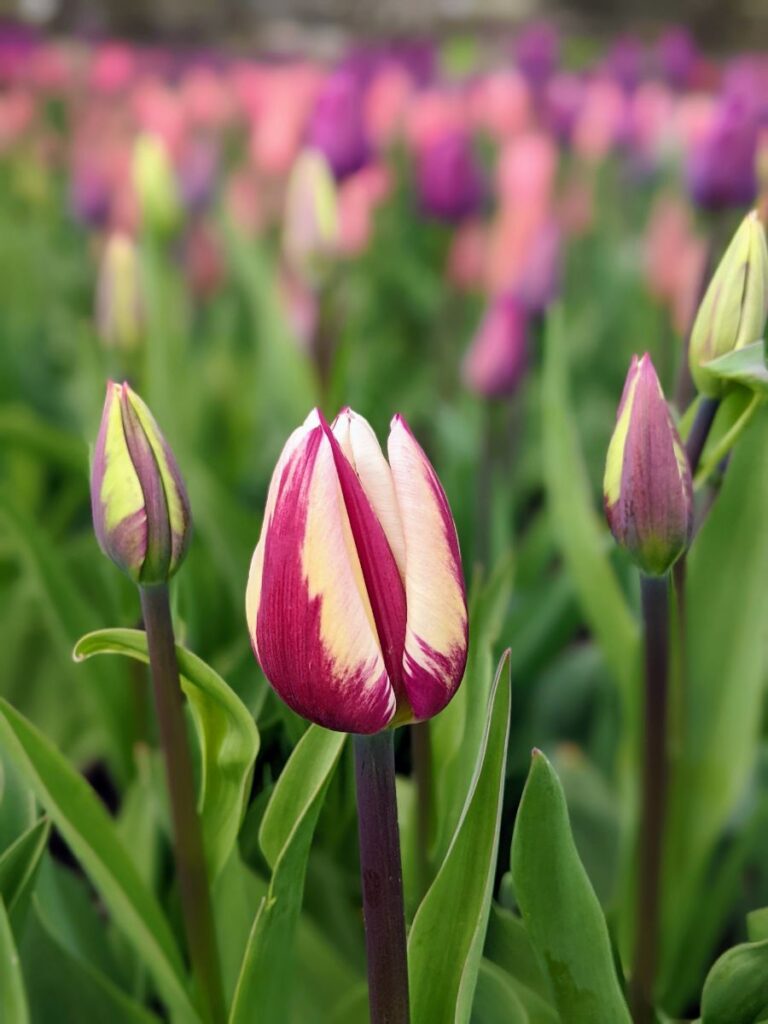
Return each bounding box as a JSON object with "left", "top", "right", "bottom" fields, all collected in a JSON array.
[
  {"left": 139, "top": 584, "right": 226, "bottom": 1024},
  {"left": 629, "top": 574, "right": 670, "bottom": 1024},
  {"left": 693, "top": 392, "right": 761, "bottom": 490},
  {"left": 411, "top": 721, "right": 432, "bottom": 900},
  {"left": 353, "top": 731, "right": 411, "bottom": 1024}
]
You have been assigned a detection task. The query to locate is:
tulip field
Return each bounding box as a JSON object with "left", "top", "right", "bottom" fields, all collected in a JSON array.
[{"left": 2, "top": 20, "right": 768, "bottom": 1024}]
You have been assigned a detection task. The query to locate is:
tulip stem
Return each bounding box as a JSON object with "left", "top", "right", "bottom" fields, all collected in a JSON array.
[
  {"left": 412, "top": 721, "right": 433, "bottom": 898},
  {"left": 685, "top": 395, "right": 719, "bottom": 477},
  {"left": 629, "top": 573, "right": 670, "bottom": 1024},
  {"left": 694, "top": 392, "right": 760, "bottom": 490},
  {"left": 139, "top": 584, "right": 226, "bottom": 1024},
  {"left": 353, "top": 730, "right": 411, "bottom": 1024}
]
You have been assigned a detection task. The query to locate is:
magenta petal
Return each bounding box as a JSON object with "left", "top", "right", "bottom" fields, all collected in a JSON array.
[
  {"left": 254, "top": 426, "right": 395, "bottom": 734},
  {"left": 320, "top": 413, "right": 408, "bottom": 703}
]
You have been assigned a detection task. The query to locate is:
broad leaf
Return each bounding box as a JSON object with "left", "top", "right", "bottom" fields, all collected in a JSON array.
[
  {"left": 471, "top": 960, "right": 529, "bottom": 1024},
  {"left": 229, "top": 726, "right": 346, "bottom": 1023},
  {"left": 511, "top": 750, "right": 631, "bottom": 1024},
  {"left": 662, "top": 408, "right": 768, "bottom": 1005},
  {"left": 74, "top": 628, "right": 259, "bottom": 879},
  {"left": 0, "top": 699, "right": 197, "bottom": 1021},
  {"left": 0, "top": 898, "right": 28, "bottom": 1024},
  {"left": 701, "top": 939, "right": 768, "bottom": 1023},
  {"left": 409, "top": 651, "right": 512, "bottom": 1023}
]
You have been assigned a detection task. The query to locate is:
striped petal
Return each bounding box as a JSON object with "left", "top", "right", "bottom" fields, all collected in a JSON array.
[
  {"left": 246, "top": 417, "right": 396, "bottom": 734},
  {"left": 388, "top": 415, "right": 468, "bottom": 720}
]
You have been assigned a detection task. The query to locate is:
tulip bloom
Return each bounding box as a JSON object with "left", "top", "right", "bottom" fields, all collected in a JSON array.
[
  {"left": 604, "top": 355, "right": 692, "bottom": 576},
  {"left": 91, "top": 381, "right": 191, "bottom": 584},
  {"left": 246, "top": 408, "right": 468, "bottom": 734}
]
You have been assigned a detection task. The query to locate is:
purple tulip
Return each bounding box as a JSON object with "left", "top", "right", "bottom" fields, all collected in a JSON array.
[
  {"left": 604, "top": 354, "right": 692, "bottom": 576},
  {"left": 462, "top": 295, "right": 528, "bottom": 399},
  {"left": 513, "top": 22, "right": 560, "bottom": 87},
  {"left": 604, "top": 35, "right": 645, "bottom": 92},
  {"left": 306, "top": 70, "right": 370, "bottom": 180},
  {"left": 70, "top": 164, "right": 112, "bottom": 228},
  {"left": 416, "top": 131, "right": 484, "bottom": 223},
  {"left": 687, "top": 89, "right": 764, "bottom": 210},
  {"left": 656, "top": 27, "right": 697, "bottom": 89}
]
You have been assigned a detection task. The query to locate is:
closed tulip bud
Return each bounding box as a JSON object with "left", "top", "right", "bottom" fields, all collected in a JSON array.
[
  {"left": 132, "top": 133, "right": 181, "bottom": 237},
  {"left": 688, "top": 210, "right": 768, "bottom": 396},
  {"left": 282, "top": 149, "right": 339, "bottom": 284},
  {"left": 96, "top": 233, "right": 144, "bottom": 351},
  {"left": 91, "top": 382, "right": 191, "bottom": 584},
  {"left": 246, "top": 408, "right": 468, "bottom": 734},
  {"left": 604, "top": 355, "right": 692, "bottom": 576}
]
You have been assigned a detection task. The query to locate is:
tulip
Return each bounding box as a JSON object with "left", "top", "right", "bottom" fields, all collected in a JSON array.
[
  {"left": 513, "top": 21, "right": 560, "bottom": 87},
  {"left": 688, "top": 209, "right": 768, "bottom": 396},
  {"left": 462, "top": 295, "right": 528, "bottom": 398},
  {"left": 282, "top": 149, "right": 339, "bottom": 283},
  {"left": 246, "top": 408, "right": 468, "bottom": 734},
  {"left": 306, "top": 70, "right": 370, "bottom": 180},
  {"left": 132, "top": 133, "right": 181, "bottom": 236},
  {"left": 96, "top": 233, "right": 144, "bottom": 351},
  {"left": 656, "top": 27, "right": 697, "bottom": 90},
  {"left": 416, "top": 130, "right": 484, "bottom": 223},
  {"left": 604, "top": 354, "right": 692, "bottom": 576},
  {"left": 91, "top": 381, "right": 191, "bottom": 585},
  {"left": 686, "top": 91, "right": 761, "bottom": 211}
]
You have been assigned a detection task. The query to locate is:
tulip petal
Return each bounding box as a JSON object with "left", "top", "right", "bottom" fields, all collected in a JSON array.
[
  {"left": 247, "top": 421, "right": 396, "bottom": 734},
  {"left": 331, "top": 408, "right": 407, "bottom": 574},
  {"left": 388, "top": 415, "right": 468, "bottom": 720},
  {"left": 323, "top": 412, "right": 408, "bottom": 702}
]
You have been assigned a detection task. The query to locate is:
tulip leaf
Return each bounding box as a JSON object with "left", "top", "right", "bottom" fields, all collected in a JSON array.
[
  {"left": 0, "top": 898, "right": 28, "bottom": 1024},
  {"left": 661, "top": 407, "right": 768, "bottom": 1004},
  {"left": 0, "top": 699, "right": 197, "bottom": 1021},
  {"left": 472, "top": 960, "right": 529, "bottom": 1023},
  {"left": 0, "top": 817, "right": 50, "bottom": 928},
  {"left": 700, "top": 939, "right": 768, "bottom": 1023},
  {"left": 229, "top": 725, "right": 346, "bottom": 1023},
  {"left": 409, "top": 650, "right": 512, "bottom": 1022},
  {"left": 74, "top": 627, "right": 259, "bottom": 879},
  {"left": 511, "top": 750, "right": 631, "bottom": 1024},
  {"left": 541, "top": 307, "right": 639, "bottom": 702},
  {"left": 702, "top": 341, "right": 768, "bottom": 395}
]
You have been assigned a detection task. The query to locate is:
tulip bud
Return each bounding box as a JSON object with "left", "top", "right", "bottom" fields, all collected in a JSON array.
[
  {"left": 132, "top": 133, "right": 181, "bottom": 236},
  {"left": 462, "top": 295, "right": 528, "bottom": 398},
  {"left": 604, "top": 354, "right": 692, "bottom": 576},
  {"left": 96, "top": 233, "right": 144, "bottom": 351},
  {"left": 91, "top": 382, "right": 191, "bottom": 584},
  {"left": 282, "top": 149, "right": 339, "bottom": 285},
  {"left": 246, "top": 408, "right": 468, "bottom": 734},
  {"left": 688, "top": 210, "right": 768, "bottom": 396}
]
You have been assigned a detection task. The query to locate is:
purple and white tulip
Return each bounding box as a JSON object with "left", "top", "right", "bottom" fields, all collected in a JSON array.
[{"left": 246, "top": 408, "right": 468, "bottom": 734}]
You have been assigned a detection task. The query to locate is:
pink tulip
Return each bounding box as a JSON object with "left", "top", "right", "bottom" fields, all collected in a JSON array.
[
  {"left": 246, "top": 408, "right": 468, "bottom": 733},
  {"left": 338, "top": 163, "right": 391, "bottom": 255},
  {"left": 447, "top": 219, "right": 488, "bottom": 291},
  {"left": 495, "top": 131, "right": 558, "bottom": 212},
  {"left": 364, "top": 65, "right": 413, "bottom": 149},
  {"left": 468, "top": 70, "right": 530, "bottom": 141},
  {"left": 462, "top": 295, "right": 528, "bottom": 398}
]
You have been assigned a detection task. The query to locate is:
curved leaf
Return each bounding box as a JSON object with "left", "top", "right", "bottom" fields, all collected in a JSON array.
[
  {"left": 0, "top": 898, "right": 28, "bottom": 1024},
  {"left": 229, "top": 725, "right": 346, "bottom": 1023},
  {"left": 472, "top": 960, "right": 529, "bottom": 1024},
  {"left": 511, "top": 750, "right": 631, "bottom": 1024},
  {"left": 702, "top": 341, "right": 768, "bottom": 396},
  {"left": 701, "top": 939, "right": 768, "bottom": 1024},
  {"left": 0, "top": 699, "right": 197, "bottom": 1021},
  {"left": 74, "top": 628, "right": 259, "bottom": 879},
  {"left": 0, "top": 817, "right": 50, "bottom": 928},
  {"left": 409, "top": 651, "right": 512, "bottom": 1023}
]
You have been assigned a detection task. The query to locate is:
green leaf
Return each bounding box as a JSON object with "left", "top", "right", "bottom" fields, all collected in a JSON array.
[
  {"left": 541, "top": 306, "right": 639, "bottom": 701},
  {"left": 21, "top": 901, "right": 161, "bottom": 1024},
  {"left": 0, "top": 817, "right": 50, "bottom": 928},
  {"left": 702, "top": 341, "right": 768, "bottom": 395},
  {"left": 484, "top": 904, "right": 554, "bottom": 1008},
  {"left": 409, "top": 651, "right": 512, "bottom": 1023},
  {"left": 0, "top": 405, "right": 86, "bottom": 472},
  {"left": 0, "top": 898, "right": 28, "bottom": 1024},
  {"left": 74, "top": 628, "right": 259, "bottom": 879},
  {"left": 229, "top": 725, "right": 346, "bottom": 1023},
  {"left": 471, "top": 960, "right": 529, "bottom": 1024},
  {"left": 701, "top": 939, "right": 768, "bottom": 1023},
  {"left": 662, "top": 407, "right": 768, "bottom": 1005},
  {"left": 511, "top": 750, "right": 631, "bottom": 1024},
  {"left": 0, "top": 491, "right": 133, "bottom": 776},
  {"left": 0, "top": 699, "right": 197, "bottom": 1021},
  {"left": 432, "top": 554, "right": 514, "bottom": 862},
  {"left": 0, "top": 752, "right": 36, "bottom": 852}
]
